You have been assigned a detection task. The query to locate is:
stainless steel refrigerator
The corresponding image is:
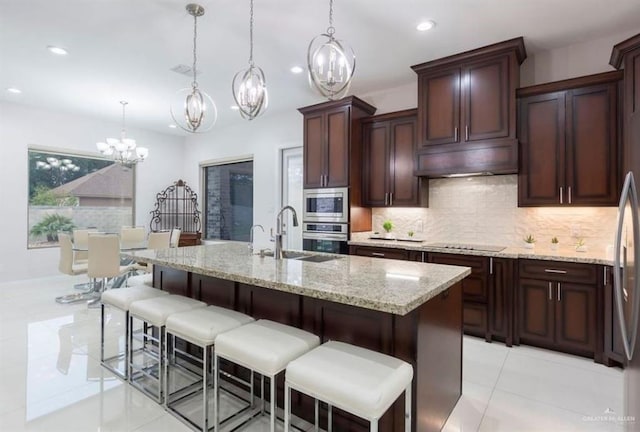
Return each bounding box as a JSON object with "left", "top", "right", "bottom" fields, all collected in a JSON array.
[{"left": 614, "top": 171, "right": 640, "bottom": 431}]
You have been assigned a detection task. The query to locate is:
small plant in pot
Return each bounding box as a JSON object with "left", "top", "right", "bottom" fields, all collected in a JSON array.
[
  {"left": 550, "top": 236, "right": 559, "bottom": 251},
  {"left": 382, "top": 220, "right": 394, "bottom": 239},
  {"left": 575, "top": 238, "right": 588, "bottom": 252},
  {"left": 523, "top": 234, "right": 536, "bottom": 249}
]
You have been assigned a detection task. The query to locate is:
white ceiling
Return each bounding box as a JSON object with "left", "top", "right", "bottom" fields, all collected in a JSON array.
[{"left": 2, "top": 0, "right": 640, "bottom": 135}]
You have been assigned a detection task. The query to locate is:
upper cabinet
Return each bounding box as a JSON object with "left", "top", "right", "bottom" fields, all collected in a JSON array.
[
  {"left": 299, "top": 97, "right": 376, "bottom": 189},
  {"left": 362, "top": 109, "right": 427, "bottom": 207},
  {"left": 517, "top": 72, "right": 622, "bottom": 206},
  {"left": 411, "top": 37, "right": 526, "bottom": 176},
  {"left": 610, "top": 33, "right": 640, "bottom": 177}
]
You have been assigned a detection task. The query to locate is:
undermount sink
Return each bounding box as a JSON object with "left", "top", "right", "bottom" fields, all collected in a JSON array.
[
  {"left": 296, "top": 255, "right": 340, "bottom": 263},
  {"left": 259, "top": 249, "right": 340, "bottom": 263}
]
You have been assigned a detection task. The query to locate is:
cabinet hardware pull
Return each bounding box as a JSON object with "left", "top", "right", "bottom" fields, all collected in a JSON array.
[
  {"left": 454, "top": 127, "right": 458, "bottom": 141},
  {"left": 557, "top": 282, "right": 561, "bottom": 301},
  {"left": 568, "top": 186, "right": 572, "bottom": 204},
  {"left": 422, "top": 252, "right": 425, "bottom": 262},
  {"left": 372, "top": 252, "right": 385, "bottom": 257},
  {"left": 384, "top": 192, "right": 388, "bottom": 206},
  {"left": 320, "top": 175, "right": 323, "bottom": 187},
  {"left": 490, "top": 257, "right": 493, "bottom": 275},
  {"left": 604, "top": 267, "right": 608, "bottom": 285},
  {"left": 560, "top": 187, "right": 563, "bottom": 204},
  {"left": 390, "top": 192, "right": 393, "bottom": 206},
  {"left": 325, "top": 175, "right": 329, "bottom": 187},
  {"left": 465, "top": 125, "right": 469, "bottom": 141},
  {"left": 544, "top": 269, "right": 567, "bottom": 274},
  {"left": 548, "top": 282, "right": 552, "bottom": 300}
]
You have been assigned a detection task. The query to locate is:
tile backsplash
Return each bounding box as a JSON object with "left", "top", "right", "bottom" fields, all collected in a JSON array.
[{"left": 366, "top": 175, "right": 618, "bottom": 252}]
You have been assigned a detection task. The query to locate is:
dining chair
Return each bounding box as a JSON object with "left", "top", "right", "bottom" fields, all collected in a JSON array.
[
  {"left": 88, "top": 234, "right": 133, "bottom": 297},
  {"left": 72, "top": 228, "right": 98, "bottom": 265},
  {"left": 127, "top": 231, "right": 171, "bottom": 287},
  {"left": 147, "top": 231, "right": 171, "bottom": 249},
  {"left": 120, "top": 226, "right": 146, "bottom": 247},
  {"left": 169, "top": 227, "right": 181, "bottom": 248},
  {"left": 58, "top": 232, "right": 88, "bottom": 276}
]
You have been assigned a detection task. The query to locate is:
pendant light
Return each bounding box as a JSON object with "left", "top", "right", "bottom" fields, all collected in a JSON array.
[
  {"left": 307, "top": 0, "right": 355, "bottom": 100},
  {"left": 232, "top": 0, "right": 268, "bottom": 120},
  {"left": 170, "top": 3, "right": 216, "bottom": 133},
  {"left": 96, "top": 101, "right": 148, "bottom": 166}
]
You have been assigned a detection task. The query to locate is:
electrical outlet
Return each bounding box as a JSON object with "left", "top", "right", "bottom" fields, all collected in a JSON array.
[
  {"left": 416, "top": 220, "right": 424, "bottom": 233},
  {"left": 570, "top": 224, "right": 581, "bottom": 238}
]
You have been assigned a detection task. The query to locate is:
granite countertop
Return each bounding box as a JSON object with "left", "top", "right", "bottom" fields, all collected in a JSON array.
[
  {"left": 123, "top": 242, "right": 471, "bottom": 316},
  {"left": 349, "top": 238, "right": 614, "bottom": 266}
]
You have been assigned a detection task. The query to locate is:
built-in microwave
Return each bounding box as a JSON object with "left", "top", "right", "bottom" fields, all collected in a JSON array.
[{"left": 302, "top": 187, "right": 349, "bottom": 223}]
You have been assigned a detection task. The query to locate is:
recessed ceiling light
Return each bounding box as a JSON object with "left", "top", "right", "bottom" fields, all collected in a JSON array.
[
  {"left": 231, "top": 105, "right": 240, "bottom": 110},
  {"left": 416, "top": 20, "right": 436, "bottom": 32},
  {"left": 168, "top": 124, "right": 177, "bottom": 129},
  {"left": 47, "top": 45, "right": 68, "bottom": 55},
  {"left": 290, "top": 66, "right": 304, "bottom": 74},
  {"left": 6, "top": 87, "right": 22, "bottom": 94}
]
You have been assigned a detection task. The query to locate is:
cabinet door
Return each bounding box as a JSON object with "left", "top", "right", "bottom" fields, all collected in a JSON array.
[
  {"left": 623, "top": 46, "right": 640, "bottom": 176},
  {"left": 604, "top": 266, "right": 625, "bottom": 363},
  {"left": 362, "top": 122, "right": 390, "bottom": 206},
  {"left": 349, "top": 245, "right": 409, "bottom": 260},
  {"left": 325, "top": 106, "right": 350, "bottom": 187},
  {"left": 555, "top": 282, "right": 597, "bottom": 356},
  {"left": 490, "top": 258, "right": 514, "bottom": 345},
  {"left": 518, "top": 92, "right": 566, "bottom": 206},
  {"left": 418, "top": 68, "right": 461, "bottom": 146},
  {"left": 565, "top": 83, "right": 619, "bottom": 206},
  {"left": 303, "top": 113, "right": 325, "bottom": 188},
  {"left": 518, "top": 278, "right": 555, "bottom": 347},
  {"left": 463, "top": 302, "right": 488, "bottom": 337},
  {"left": 389, "top": 117, "right": 419, "bottom": 206},
  {"left": 462, "top": 56, "right": 510, "bottom": 142}
]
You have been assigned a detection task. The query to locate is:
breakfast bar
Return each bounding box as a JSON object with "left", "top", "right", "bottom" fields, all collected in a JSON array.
[{"left": 125, "top": 242, "right": 471, "bottom": 432}]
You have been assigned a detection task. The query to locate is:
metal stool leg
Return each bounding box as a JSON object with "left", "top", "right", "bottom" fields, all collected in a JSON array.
[
  {"left": 371, "top": 419, "right": 378, "bottom": 432},
  {"left": 405, "top": 384, "right": 412, "bottom": 432},
  {"left": 270, "top": 375, "right": 276, "bottom": 432},
  {"left": 314, "top": 399, "right": 319, "bottom": 431},
  {"left": 203, "top": 344, "right": 209, "bottom": 432},
  {"left": 284, "top": 382, "right": 291, "bottom": 432},
  {"left": 328, "top": 404, "right": 333, "bottom": 432},
  {"left": 213, "top": 354, "right": 219, "bottom": 432}
]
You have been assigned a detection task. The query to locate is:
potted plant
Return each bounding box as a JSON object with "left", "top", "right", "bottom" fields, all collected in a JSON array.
[
  {"left": 407, "top": 230, "right": 415, "bottom": 238},
  {"left": 575, "top": 238, "right": 588, "bottom": 252},
  {"left": 550, "top": 236, "right": 559, "bottom": 251},
  {"left": 382, "top": 220, "right": 394, "bottom": 239},
  {"left": 523, "top": 234, "right": 536, "bottom": 249}
]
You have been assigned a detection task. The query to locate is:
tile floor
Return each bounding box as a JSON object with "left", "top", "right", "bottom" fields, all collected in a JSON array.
[{"left": 0, "top": 275, "right": 626, "bottom": 431}]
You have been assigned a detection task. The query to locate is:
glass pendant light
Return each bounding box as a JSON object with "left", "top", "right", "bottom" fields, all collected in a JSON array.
[
  {"left": 307, "top": 0, "right": 355, "bottom": 100},
  {"left": 232, "top": 0, "right": 268, "bottom": 120},
  {"left": 96, "top": 101, "right": 148, "bottom": 166},
  {"left": 170, "top": 3, "right": 216, "bottom": 133}
]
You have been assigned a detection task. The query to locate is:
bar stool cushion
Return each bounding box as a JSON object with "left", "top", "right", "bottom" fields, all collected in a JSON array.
[
  {"left": 215, "top": 319, "right": 320, "bottom": 376},
  {"left": 101, "top": 286, "right": 168, "bottom": 310},
  {"left": 286, "top": 341, "right": 413, "bottom": 420},
  {"left": 126, "top": 273, "right": 153, "bottom": 287},
  {"left": 166, "top": 305, "right": 255, "bottom": 346},
  {"left": 129, "top": 295, "right": 206, "bottom": 327}
]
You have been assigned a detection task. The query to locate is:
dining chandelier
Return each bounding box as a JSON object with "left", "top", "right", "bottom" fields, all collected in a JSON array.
[
  {"left": 170, "top": 3, "right": 217, "bottom": 133},
  {"left": 307, "top": 0, "right": 355, "bottom": 100},
  {"left": 96, "top": 101, "right": 148, "bottom": 167},
  {"left": 232, "top": 0, "right": 268, "bottom": 120}
]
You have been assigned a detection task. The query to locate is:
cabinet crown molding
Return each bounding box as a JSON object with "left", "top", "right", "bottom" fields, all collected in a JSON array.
[
  {"left": 516, "top": 71, "right": 623, "bottom": 98},
  {"left": 610, "top": 33, "right": 640, "bottom": 69},
  {"left": 411, "top": 36, "right": 526, "bottom": 73},
  {"left": 297, "top": 95, "right": 377, "bottom": 116}
]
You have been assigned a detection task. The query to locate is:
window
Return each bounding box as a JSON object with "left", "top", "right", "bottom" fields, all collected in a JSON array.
[
  {"left": 203, "top": 160, "right": 253, "bottom": 241},
  {"left": 28, "top": 148, "right": 135, "bottom": 248}
]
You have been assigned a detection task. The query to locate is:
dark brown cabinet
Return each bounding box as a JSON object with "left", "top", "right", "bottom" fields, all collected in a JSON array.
[
  {"left": 299, "top": 97, "right": 376, "bottom": 189},
  {"left": 428, "top": 253, "right": 514, "bottom": 345},
  {"left": 349, "top": 245, "right": 409, "bottom": 261},
  {"left": 517, "top": 260, "right": 600, "bottom": 360},
  {"left": 603, "top": 265, "right": 626, "bottom": 365},
  {"left": 411, "top": 37, "right": 526, "bottom": 176},
  {"left": 518, "top": 72, "right": 622, "bottom": 206},
  {"left": 362, "top": 109, "right": 427, "bottom": 207}
]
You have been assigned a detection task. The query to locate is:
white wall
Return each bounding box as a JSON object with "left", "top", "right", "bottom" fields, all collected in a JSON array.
[{"left": 0, "top": 101, "right": 185, "bottom": 282}]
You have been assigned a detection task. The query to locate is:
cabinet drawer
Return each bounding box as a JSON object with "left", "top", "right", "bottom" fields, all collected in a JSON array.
[
  {"left": 428, "top": 253, "right": 488, "bottom": 301},
  {"left": 349, "top": 246, "right": 409, "bottom": 261},
  {"left": 519, "top": 259, "right": 597, "bottom": 284},
  {"left": 463, "top": 302, "right": 487, "bottom": 337}
]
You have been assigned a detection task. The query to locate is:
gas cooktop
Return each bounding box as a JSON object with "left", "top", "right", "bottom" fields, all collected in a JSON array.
[{"left": 425, "top": 243, "right": 507, "bottom": 252}]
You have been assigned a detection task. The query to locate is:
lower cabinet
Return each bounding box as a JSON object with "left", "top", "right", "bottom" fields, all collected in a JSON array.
[
  {"left": 517, "top": 260, "right": 601, "bottom": 361},
  {"left": 349, "top": 245, "right": 410, "bottom": 260},
  {"left": 603, "top": 265, "right": 626, "bottom": 366}
]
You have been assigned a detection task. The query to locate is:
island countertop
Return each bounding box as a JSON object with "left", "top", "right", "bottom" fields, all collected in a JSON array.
[{"left": 123, "top": 242, "right": 470, "bottom": 316}]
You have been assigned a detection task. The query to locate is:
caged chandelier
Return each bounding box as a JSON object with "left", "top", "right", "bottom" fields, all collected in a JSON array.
[
  {"left": 307, "top": 0, "right": 355, "bottom": 100},
  {"left": 232, "top": 0, "right": 268, "bottom": 120},
  {"left": 96, "top": 101, "right": 148, "bottom": 166},
  {"left": 170, "top": 3, "right": 217, "bottom": 133}
]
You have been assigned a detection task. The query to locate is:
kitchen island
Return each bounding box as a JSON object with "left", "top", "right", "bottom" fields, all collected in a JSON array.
[{"left": 124, "top": 242, "right": 471, "bottom": 432}]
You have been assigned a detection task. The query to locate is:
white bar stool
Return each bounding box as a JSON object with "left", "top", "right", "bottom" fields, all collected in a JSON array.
[
  {"left": 284, "top": 341, "right": 414, "bottom": 432},
  {"left": 213, "top": 319, "right": 320, "bottom": 432},
  {"left": 128, "top": 295, "right": 207, "bottom": 403},
  {"left": 164, "top": 306, "right": 254, "bottom": 431},
  {"left": 100, "top": 286, "right": 169, "bottom": 380}
]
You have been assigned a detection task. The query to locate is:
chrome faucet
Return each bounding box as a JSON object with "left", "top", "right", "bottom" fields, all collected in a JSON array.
[
  {"left": 248, "top": 224, "right": 264, "bottom": 253},
  {"left": 274, "top": 205, "right": 299, "bottom": 260}
]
